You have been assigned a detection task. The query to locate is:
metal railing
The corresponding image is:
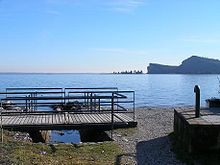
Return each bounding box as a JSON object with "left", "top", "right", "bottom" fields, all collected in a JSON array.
[
  {"left": 0, "top": 87, "right": 135, "bottom": 121},
  {"left": 0, "top": 87, "right": 136, "bottom": 142}
]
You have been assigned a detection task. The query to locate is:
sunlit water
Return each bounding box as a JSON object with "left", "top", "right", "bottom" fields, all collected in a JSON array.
[
  {"left": 1, "top": 73, "right": 220, "bottom": 143},
  {"left": 0, "top": 73, "right": 219, "bottom": 107}
]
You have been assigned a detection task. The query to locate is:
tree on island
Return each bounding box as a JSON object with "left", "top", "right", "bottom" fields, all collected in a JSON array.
[{"left": 113, "top": 70, "right": 143, "bottom": 74}]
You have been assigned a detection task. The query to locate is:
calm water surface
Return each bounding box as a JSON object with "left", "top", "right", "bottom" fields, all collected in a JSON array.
[
  {"left": 1, "top": 73, "right": 219, "bottom": 143},
  {"left": 0, "top": 73, "right": 219, "bottom": 107}
]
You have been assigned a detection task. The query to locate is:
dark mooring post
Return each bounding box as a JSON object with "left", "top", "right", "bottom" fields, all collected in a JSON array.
[{"left": 194, "top": 85, "right": 200, "bottom": 118}]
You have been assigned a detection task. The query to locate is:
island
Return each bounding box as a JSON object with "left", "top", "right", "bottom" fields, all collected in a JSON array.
[
  {"left": 113, "top": 70, "right": 143, "bottom": 74},
  {"left": 147, "top": 56, "right": 220, "bottom": 74}
]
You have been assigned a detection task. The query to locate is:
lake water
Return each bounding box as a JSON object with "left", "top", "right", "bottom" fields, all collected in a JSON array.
[
  {"left": 0, "top": 73, "right": 219, "bottom": 107},
  {"left": 1, "top": 73, "right": 220, "bottom": 143}
]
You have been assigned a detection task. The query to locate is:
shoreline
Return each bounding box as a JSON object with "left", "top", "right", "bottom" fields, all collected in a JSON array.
[
  {"left": 113, "top": 107, "right": 187, "bottom": 164},
  {"left": 1, "top": 106, "right": 190, "bottom": 164}
]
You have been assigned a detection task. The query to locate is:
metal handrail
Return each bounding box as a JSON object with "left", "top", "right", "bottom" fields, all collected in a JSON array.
[
  {"left": 6, "top": 87, "right": 63, "bottom": 90},
  {"left": 0, "top": 92, "right": 65, "bottom": 95},
  {"left": 1, "top": 95, "right": 126, "bottom": 100},
  {"left": 65, "top": 87, "right": 118, "bottom": 90},
  {"left": 0, "top": 87, "right": 135, "bottom": 123}
]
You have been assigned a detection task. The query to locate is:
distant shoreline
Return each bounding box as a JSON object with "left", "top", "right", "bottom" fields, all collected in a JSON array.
[
  {"left": 0, "top": 72, "right": 110, "bottom": 74},
  {"left": 0, "top": 72, "right": 220, "bottom": 75}
]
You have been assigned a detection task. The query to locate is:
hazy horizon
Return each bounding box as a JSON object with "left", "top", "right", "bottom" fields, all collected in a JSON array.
[{"left": 1, "top": 0, "right": 220, "bottom": 73}]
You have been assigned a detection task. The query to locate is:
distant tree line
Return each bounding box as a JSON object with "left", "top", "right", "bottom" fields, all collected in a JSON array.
[{"left": 113, "top": 70, "right": 143, "bottom": 74}]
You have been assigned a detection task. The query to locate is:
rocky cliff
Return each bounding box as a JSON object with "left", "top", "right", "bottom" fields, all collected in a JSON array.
[{"left": 147, "top": 56, "right": 220, "bottom": 74}]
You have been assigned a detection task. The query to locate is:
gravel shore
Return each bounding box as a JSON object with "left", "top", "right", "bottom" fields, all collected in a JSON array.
[{"left": 113, "top": 107, "right": 186, "bottom": 165}]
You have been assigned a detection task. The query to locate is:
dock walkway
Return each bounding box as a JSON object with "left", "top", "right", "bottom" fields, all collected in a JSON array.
[
  {"left": 0, "top": 87, "right": 137, "bottom": 131},
  {"left": 1, "top": 111, "right": 136, "bottom": 131}
]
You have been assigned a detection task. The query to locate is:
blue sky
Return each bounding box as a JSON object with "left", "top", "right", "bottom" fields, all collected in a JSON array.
[{"left": 0, "top": 0, "right": 220, "bottom": 73}]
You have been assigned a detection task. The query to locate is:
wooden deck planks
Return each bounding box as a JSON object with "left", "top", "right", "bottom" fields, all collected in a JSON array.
[
  {"left": 53, "top": 114, "right": 57, "bottom": 124},
  {"left": 89, "top": 114, "right": 99, "bottom": 123},
  {"left": 101, "top": 113, "right": 111, "bottom": 122},
  {"left": 18, "top": 115, "right": 25, "bottom": 125},
  {"left": 55, "top": 114, "right": 60, "bottom": 124},
  {"left": 24, "top": 115, "right": 31, "bottom": 125},
  {"left": 36, "top": 115, "right": 41, "bottom": 124},
  {"left": 78, "top": 114, "right": 89, "bottom": 123},
  {"left": 69, "top": 114, "right": 74, "bottom": 123},
  {"left": 79, "top": 114, "right": 90, "bottom": 123},
  {"left": 11, "top": 116, "right": 18, "bottom": 125},
  {"left": 1, "top": 112, "right": 135, "bottom": 128},
  {"left": 31, "top": 115, "right": 36, "bottom": 125},
  {"left": 69, "top": 113, "right": 79, "bottom": 124},
  {"left": 116, "top": 113, "right": 133, "bottom": 122},
  {"left": 96, "top": 114, "right": 107, "bottom": 123},
  {"left": 40, "top": 114, "right": 44, "bottom": 124},
  {"left": 175, "top": 108, "right": 220, "bottom": 126},
  {"left": 1, "top": 116, "right": 10, "bottom": 125},
  {"left": 67, "top": 113, "right": 74, "bottom": 124},
  {"left": 48, "top": 114, "right": 53, "bottom": 124}
]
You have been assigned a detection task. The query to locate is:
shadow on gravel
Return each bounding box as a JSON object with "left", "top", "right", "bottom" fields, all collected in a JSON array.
[
  {"left": 136, "top": 136, "right": 178, "bottom": 165},
  {"left": 114, "top": 153, "right": 136, "bottom": 165}
]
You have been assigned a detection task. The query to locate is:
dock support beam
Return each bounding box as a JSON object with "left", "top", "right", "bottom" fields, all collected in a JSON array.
[
  {"left": 28, "top": 130, "right": 45, "bottom": 143},
  {"left": 194, "top": 85, "right": 200, "bottom": 118}
]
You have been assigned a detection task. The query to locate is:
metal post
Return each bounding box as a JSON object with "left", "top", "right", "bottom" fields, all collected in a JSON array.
[
  {"left": 84, "top": 93, "right": 86, "bottom": 105},
  {"left": 35, "top": 92, "right": 37, "bottom": 111},
  {"left": 133, "top": 91, "right": 136, "bottom": 121},
  {"left": 111, "top": 92, "right": 114, "bottom": 139},
  {"left": 90, "top": 93, "right": 92, "bottom": 111},
  {"left": 63, "top": 88, "right": 65, "bottom": 104},
  {"left": 1, "top": 101, "right": 3, "bottom": 144},
  {"left": 86, "top": 93, "right": 89, "bottom": 108},
  {"left": 25, "top": 96, "right": 28, "bottom": 111},
  {"left": 94, "top": 94, "right": 96, "bottom": 111},
  {"left": 194, "top": 85, "right": 200, "bottom": 118},
  {"left": 98, "top": 99, "right": 100, "bottom": 112},
  {"left": 28, "top": 94, "right": 31, "bottom": 110},
  {"left": 30, "top": 93, "right": 33, "bottom": 111}
]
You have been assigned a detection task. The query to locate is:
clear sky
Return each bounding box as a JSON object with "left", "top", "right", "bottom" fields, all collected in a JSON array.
[{"left": 1, "top": 0, "right": 220, "bottom": 73}]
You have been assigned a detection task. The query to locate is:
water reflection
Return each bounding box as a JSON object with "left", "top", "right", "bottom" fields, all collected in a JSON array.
[{"left": 50, "top": 130, "right": 80, "bottom": 144}]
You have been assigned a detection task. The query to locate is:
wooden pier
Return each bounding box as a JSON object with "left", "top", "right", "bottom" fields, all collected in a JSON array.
[
  {"left": 0, "top": 87, "right": 137, "bottom": 133},
  {"left": 1, "top": 111, "right": 136, "bottom": 131},
  {"left": 174, "top": 107, "right": 220, "bottom": 152}
]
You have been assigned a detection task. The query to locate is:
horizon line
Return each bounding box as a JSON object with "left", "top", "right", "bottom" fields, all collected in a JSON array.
[{"left": 0, "top": 72, "right": 113, "bottom": 74}]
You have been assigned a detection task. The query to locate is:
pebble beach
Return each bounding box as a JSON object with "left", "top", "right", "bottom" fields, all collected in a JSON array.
[{"left": 113, "top": 107, "right": 186, "bottom": 165}]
